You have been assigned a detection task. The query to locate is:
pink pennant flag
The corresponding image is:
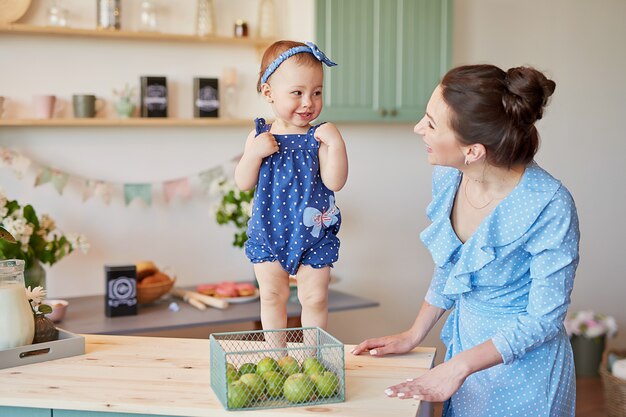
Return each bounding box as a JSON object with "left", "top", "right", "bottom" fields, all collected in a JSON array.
[{"left": 163, "top": 178, "right": 192, "bottom": 203}]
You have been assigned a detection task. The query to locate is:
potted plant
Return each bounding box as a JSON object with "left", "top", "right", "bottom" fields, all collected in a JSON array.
[
  {"left": 112, "top": 83, "right": 137, "bottom": 118},
  {"left": 565, "top": 310, "right": 618, "bottom": 377},
  {"left": 0, "top": 189, "right": 89, "bottom": 289}
]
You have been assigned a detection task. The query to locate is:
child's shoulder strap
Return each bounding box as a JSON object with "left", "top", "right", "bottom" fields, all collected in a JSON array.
[
  {"left": 254, "top": 118, "right": 270, "bottom": 137},
  {"left": 310, "top": 121, "right": 328, "bottom": 135}
]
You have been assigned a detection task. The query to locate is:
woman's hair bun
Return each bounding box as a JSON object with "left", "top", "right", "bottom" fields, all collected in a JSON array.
[{"left": 502, "top": 67, "right": 556, "bottom": 127}]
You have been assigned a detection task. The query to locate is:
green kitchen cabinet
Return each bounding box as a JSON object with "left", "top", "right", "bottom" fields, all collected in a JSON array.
[{"left": 316, "top": 0, "right": 452, "bottom": 122}]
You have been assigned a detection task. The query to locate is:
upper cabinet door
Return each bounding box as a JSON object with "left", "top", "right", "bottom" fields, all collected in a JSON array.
[{"left": 316, "top": 0, "right": 452, "bottom": 122}]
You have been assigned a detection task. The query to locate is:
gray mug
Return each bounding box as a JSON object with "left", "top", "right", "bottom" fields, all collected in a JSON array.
[{"left": 73, "top": 94, "right": 104, "bottom": 118}]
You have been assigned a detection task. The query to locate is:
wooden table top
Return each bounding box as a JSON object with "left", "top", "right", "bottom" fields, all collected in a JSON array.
[{"left": 0, "top": 334, "right": 436, "bottom": 417}]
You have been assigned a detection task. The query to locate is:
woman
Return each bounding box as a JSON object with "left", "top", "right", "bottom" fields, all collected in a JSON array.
[{"left": 352, "top": 65, "right": 580, "bottom": 417}]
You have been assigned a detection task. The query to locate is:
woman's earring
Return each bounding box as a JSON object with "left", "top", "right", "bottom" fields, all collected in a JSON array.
[{"left": 464, "top": 158, "right": 470, "bottom": 166}]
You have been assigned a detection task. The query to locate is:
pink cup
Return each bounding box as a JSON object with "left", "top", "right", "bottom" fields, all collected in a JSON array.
[{"left": 33, "top": 95, "right": 64, "bottom": 119}]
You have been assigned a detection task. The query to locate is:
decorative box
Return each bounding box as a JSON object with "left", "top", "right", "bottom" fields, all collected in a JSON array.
[
  {"left": 193, "top": 77, "right": 219, "bottom": 118},
  {"left": 0, "top": 329, "right": 85, "bottom": 370},
  {"left": 140, "top": 76, "right": 168, "bottom": 117}
]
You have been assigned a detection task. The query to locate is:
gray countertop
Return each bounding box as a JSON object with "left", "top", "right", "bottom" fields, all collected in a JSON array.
[{"left": 56, "top": 288, "right": 379, "bottom": 335}]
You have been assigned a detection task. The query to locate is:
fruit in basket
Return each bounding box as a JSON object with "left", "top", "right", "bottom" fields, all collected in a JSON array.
[
  {"left": 283, "top": 373, "right": 315, "bottom": 403},
  {"left": 256, "top": 356, "right": 281, "bottom": 375},
  {"left": 239, "top": 362, "right": 257, "bottom": 375},
  {"left": 302, "top": 357, "right": 325, "bottom": 376},
  {"left": 278, "top": 356, "right": 301, "bottom": 376},
  {"left": 136, "top": 260, "right": 158, "bottom": 280},
  {"left": 239, "top": 373, "right": 265, "bottom": 400},
  {"left": 135, "top": 261, "right": 175, "bottom": 304},
  {"left": 226, "top": 362, "right": 241, "bottom": 384},
  {"left": 228, "top": 380, "right": 252, "bottom": 408},
  {"left": 311, "top": 371, "right": 340, "bottom": 397},
  {"left": 262, "top": 371, "right": 286, "bottom": 398}
]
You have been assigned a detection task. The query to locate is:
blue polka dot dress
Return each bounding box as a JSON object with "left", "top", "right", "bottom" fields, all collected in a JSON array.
[
  {"left": 420, "top": 163, "right": 579, "bottom": 417},
  {"left": 245, "top": 118, "right": 341, "bottom": 275}
]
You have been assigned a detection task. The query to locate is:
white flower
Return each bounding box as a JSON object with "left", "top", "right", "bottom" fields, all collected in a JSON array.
[
  {"left": 585, "top": 322, "right": 606, "bottom": 338},
  {"left": 67, "top": 233, "right": 90, "bottom": 254},
  {"left": 208, "top": 176, "right": 227, "bottom": 196},
  {"left": 565, "top": 310, "right": 619, "bottom": 338},
  {"left": 219, "top": 179, "right": 236, "bottom": 194},
  {"left": 3, "top": 215, "right": 34, "bottom": 250},
  {"left": 605, "top": 316, "right": 618, "bottom": 338},
  {"left": 39, "top": 214, "right": 56, "bottom": 232},
  {"left": 25, "top": 286, "right": 47, "bottom": 306},
  {"left": 240, "top": 201, "right": 253, "bottom": 217},
  {"left": 224, "top": 203, "right": 238, "bottom": 216}
]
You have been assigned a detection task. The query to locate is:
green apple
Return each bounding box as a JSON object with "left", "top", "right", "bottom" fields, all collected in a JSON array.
[
  {"left": 283, "top": 373, "right": 315, "bottom": 403},
  {"left": 239, "top": 373, "right": 265, "bottom": 400},
  {"left": 302, "top": 357, "right": 325, "bottom": 376},
  {"left": 311, "top": 371, "right": 340, "bottom": 397},
  {"left": 256, "top": 356, "right": 280, "bottom": 375},
  {"left": 277, "top": 356, "right": 301, "bottom": 376},
  {"left": 239, "top": 362, "right": 257, "bottom": 375},
  {"left": 262, "top": 370, "right": 286, "bottom": 398},
  {"left": 226, "top": 362, "right": 241, "bottom": 384},
  {"left": 227, "top": 380, "right": 252, "bottom": 408}
]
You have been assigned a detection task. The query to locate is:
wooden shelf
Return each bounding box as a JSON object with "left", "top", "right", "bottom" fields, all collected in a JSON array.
[
  {"left": 0, "top": 23, "right": 273, "bottom": 48},
  {"left": 0, "top": 118, "right": 251, "bottom": 127}
]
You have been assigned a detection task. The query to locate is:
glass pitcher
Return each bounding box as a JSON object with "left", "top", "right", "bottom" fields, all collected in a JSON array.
[{"left": 0, "top": 260, "right": 35, "bottom": 349}]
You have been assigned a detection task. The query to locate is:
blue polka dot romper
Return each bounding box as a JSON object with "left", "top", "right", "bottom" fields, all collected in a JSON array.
[
  {"left": 245, "top": 118, "right": 341, "bottom": 275},
  {"left": 421, "top": 163, "right": 579, "bottom": 417}
]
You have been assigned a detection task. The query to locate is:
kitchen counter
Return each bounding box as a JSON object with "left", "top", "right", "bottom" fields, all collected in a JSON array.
[
  {"left": 0, "top": 334, "right": 435, "bottom": 417},
  {"left": 57, "top": 289, "right": 379, "bottom": 335}
]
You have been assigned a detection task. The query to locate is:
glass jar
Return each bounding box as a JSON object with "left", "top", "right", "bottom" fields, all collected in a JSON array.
[
  {"left": 195, "top": 0, "right": 216, "bottom": 37},
  {"left": 97, "top": 0, "right": 121, "bottom": 30},
  {"left": 234, "top": 19, "right": 248, "bottom": 38},
  {"left": 139, "top": 0, "right": 157, "bottom": 32},
  {"left": 257, "top": 0, "right": 275, "bottom": 38},
  {"left": 0, "top": 260, "right": 35, "bottom": 349},
  {"left": 47, "top": 0, "right": 69, "bottom": 27}
]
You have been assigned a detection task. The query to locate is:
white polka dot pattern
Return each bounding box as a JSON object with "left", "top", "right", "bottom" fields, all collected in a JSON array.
[
  {"left": 244, "top": 118, "right": 341, "bottom": 275},
  {"left": 421, "top": 163, "right": 580, "bottom": 417}
]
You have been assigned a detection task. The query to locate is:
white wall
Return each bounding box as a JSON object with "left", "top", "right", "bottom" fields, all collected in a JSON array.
[{"left": 1, "top": 0, "right": 625, "bottom": 354}]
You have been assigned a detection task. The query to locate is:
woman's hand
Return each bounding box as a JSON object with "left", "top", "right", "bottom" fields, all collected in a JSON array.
[
  {"left": 351, "top": 331, "right": 417, "bottom": 356},
  {"left": 249, "top": 132, "right": 279, "bottom": 159},
  {"left": 384, "top": 360, "right": 467, "bottom": 402}
]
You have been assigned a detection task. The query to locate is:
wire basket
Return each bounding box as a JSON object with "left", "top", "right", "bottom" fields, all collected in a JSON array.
[
  {"left": 600, "top": 349, "right": 626, "bottom": 417},
  {"left": 210, "top": 327, "right": 345, "bottom": 410}
]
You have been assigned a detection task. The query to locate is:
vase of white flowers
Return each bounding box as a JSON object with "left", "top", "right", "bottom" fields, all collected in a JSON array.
[
  {"left": 0, "top": 188, "right": 89, "bottom": 289},
  {"left": 565, "top": 310, "right": 618, "bottom": 377}
]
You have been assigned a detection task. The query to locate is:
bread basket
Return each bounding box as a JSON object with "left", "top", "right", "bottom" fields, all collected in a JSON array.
[
  {"left": 137, "top": 277, "right": 175, "bottom": 304},
  {"left": 600, "top": 349, "right": 626, "bottom": 417}
]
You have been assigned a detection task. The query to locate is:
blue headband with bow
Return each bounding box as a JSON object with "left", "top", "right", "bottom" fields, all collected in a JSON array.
[{"left": 260, "top": 41, "right": 337, "bottom": 84}]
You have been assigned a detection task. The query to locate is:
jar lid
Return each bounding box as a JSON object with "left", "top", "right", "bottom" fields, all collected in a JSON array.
[{"left": 0, "top": 259, "right": 25, "bottom": 276}]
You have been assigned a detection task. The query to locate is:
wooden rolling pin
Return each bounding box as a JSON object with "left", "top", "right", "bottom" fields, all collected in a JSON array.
[
  {"left": 171, "top": 289, "right": 206, "bottom": 311},
  {"left": 171, "top": 287, "right": 229, "bottom": 310}
]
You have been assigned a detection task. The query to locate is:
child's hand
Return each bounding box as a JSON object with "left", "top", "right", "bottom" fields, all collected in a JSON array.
[
  {"left": 314, "top": 123, "right": 343, "bottom": 148},
  {"left": 249, "top": 132, "right": 279, "bottom": 159}
]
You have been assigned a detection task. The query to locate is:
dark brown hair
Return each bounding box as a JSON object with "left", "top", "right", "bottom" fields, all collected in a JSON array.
[
  {"left": 441, "top": 64, "right": 556, "bottom": 167},
  {"left": 257, "top": 40, "right": 322, "bottom": 92}
]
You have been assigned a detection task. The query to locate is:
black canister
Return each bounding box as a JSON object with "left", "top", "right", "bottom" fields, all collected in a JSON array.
[{"left": 104, "top": 264, "right": 137, "bottom": 317}]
